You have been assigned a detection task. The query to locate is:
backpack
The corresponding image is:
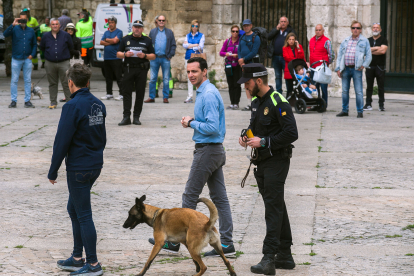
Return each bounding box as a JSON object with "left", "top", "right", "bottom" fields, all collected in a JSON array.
[{"left": 242, "top": 27, "right": 268, "bottom": 64}]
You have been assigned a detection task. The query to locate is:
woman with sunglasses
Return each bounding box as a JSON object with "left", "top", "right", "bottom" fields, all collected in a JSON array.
[
  {"left": 220, "top": 25, "right": 241, "bottom": 110},
  {"left": 183, "top": 19, "right": 205, "bottom": 103}
]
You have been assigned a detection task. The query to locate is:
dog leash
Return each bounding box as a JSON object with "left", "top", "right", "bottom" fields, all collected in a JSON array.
[{"left": 240, "top": 147, "right": 258, "bottom": 188}]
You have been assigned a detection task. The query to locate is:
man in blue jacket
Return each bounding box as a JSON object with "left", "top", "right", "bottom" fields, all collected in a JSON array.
[
  {"left": 4, "top": 12, "right": 37, "bottom": 108},
  {"left": 335, "top": 20, "right": 372, "bottom": 118},
  {"left": 145, "top": 14, "right": 176, "bottom": 103},
  {"left": 48, "top": 63, "right": 106, "bottom": 276},
  {"left": 238, "top": 19, "right": 261, "bottom": 111}
]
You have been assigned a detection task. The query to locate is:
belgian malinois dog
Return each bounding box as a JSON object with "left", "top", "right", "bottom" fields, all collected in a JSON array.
[{"left": 123, "top": 195, "right": 237, "bottom": 276}]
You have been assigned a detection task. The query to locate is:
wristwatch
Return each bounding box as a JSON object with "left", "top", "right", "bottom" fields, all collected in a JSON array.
[{"left": 260, "top": 138, "right": 266, "bottom": 147}]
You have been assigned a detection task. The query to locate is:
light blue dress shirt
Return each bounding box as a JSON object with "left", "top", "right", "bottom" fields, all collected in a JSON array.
[
  {"left": 190, "top": 80, "right": 226, "bottom": 144},
  {"left": 154, "top": 27, "right": 167, "bottom": 56}
]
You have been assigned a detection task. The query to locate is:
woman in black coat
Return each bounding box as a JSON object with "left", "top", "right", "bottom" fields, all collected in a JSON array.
[{"left": 65, "top": 23, "right": 82, "bottom": 59}]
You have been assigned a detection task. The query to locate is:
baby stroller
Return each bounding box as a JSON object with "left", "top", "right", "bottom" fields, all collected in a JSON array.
[{"left": 287, "top": 59, "right": 327, "bottom": 114}]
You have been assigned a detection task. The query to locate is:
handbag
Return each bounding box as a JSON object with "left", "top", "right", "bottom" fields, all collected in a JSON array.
[
  {"left": 191, "top": 49, "right": 207, "bottom": 60},
  {"left": 310, "top": 60, "right": 332, "bottom": 84},
  {"left": 70, "top": 52, "right": 84, "bottom": 67}
]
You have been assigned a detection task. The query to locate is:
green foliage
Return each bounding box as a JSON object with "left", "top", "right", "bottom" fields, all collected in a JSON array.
[
  {"left": 373, "top": 86, "right": 378, "bottom": 95},
  {"left": 208, "top": 70, "right": 218, "bottom": 87},
  {"left": 385, "top": 234, "right": 402, "bottom": 238},
  {"left": 402, "top": 224, "right": 414, "bottom": 230}
]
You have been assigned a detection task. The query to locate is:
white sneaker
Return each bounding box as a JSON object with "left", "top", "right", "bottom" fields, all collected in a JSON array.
[
  {"left": 184, "top": 97, "right": 193, "bottom": 103},
  {"left": 226, "top": 105, "right": 234, "bottom": 109},
  {"left": 311, "top": 91, "right": 318, "bottom": 99},
  {"left": 114, "top": 95, "right": 123, "bottom": 101},
  {"left": 101, "top": 94, "right": 114, "bottom": 100}
]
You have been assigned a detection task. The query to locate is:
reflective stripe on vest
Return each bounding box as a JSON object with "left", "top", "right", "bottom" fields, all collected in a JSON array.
[
  {"left": 270, "top": 91, "right": 288, "bottom": 106},
  {"left": 80, "top": 35, "right": 93, "bottom": 46},
  {"left": 251, "top": 96, "right": 257, "bottom": 101}
]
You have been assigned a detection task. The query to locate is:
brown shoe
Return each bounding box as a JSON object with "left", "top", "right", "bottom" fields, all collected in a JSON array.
[
  {"left": 163, "top": 98, "right": 169, "bottom": 103},
  {"left": 144, "top": 98, "right": 155, "bottom": 103}
]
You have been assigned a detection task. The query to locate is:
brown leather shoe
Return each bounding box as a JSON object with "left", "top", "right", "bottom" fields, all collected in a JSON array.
[
  {"left": 163, "top": 98, "right": 169, "bottom": 103},
  {"left": 144, "top": 98, "right": 155, "bottom": 103}
]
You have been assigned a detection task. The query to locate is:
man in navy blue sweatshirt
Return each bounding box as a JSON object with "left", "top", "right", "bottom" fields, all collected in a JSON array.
[
  {"left": 238, "top": 19, "right": 261, "bottom": 111},
  {"left": 48, "top": 63, "right": 106, "bottom": 276}
]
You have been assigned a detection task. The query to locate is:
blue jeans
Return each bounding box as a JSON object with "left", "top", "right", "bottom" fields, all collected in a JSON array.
[
  {"left": 272, "top": 56, "right": 285, "bottom": 93},
  {"left": 67, "top": 169, "right": 101, "bottom": 264},
  {"left": 341, "top": 66, "right": 364, "bottom": 113},
  {"left": 149, "top": 57, "right": 170, "bottom": 99},
  {"left": 11, "top": 58, "right": 32, "bottom": 102},
  {"left": 310, "top": 70, "right": 328, "bottom": 106}
]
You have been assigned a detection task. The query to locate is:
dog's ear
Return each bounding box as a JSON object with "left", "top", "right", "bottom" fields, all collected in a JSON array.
[{"left": 140, "top": 195, "right": 146, "bottom": 202}]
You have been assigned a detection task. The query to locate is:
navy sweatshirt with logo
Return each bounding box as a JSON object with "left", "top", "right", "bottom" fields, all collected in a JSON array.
[{"left": 48, "top": 88, "right": 107, "bottom": 180}]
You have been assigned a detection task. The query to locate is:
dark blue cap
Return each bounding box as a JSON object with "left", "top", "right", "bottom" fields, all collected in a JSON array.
[{"left": 242, "top": 19, "right": 252, "bottom": 26}]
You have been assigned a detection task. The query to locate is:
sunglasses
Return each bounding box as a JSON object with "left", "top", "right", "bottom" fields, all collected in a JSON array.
[
  {"left": 232, "top": 30, "right": 239, "bottom": 33},
  {"left": 158, "top": 19, "right": 165, "bottom": 22},
  {"left": 191, "top": 25, "right": 198, "bottom": 28},
  {"left": 351, "top": 27, "right": 362, "bottom": 30}
]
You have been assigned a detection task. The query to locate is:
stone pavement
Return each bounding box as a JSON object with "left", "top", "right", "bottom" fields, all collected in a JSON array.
[{"left": 0, "top": 66, "right": 414, "bottom": 276}]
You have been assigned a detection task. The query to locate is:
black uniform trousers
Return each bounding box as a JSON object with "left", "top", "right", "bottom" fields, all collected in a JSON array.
[
  {"left": 254, "top": 154, "right": 293, "bottom": 255},
  {"left": 365, "top": 65, "right": 385, "bottom": 106},
  {"left": 104, "top": 59, "right": 123, "bottom": 96},
  {"left": 122, "top": 66, "right": 149, "bottom": 118},
  {"left": 225, "top": 65, "right": 242, "bottom": 105}
]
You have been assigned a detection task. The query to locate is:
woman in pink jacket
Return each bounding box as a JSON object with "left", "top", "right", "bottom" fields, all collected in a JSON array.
[{"left": 220, "top": 25, "right": 241, "bottom": 110}]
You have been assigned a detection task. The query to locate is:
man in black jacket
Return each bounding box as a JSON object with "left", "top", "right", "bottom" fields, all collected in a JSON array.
[
  {"left": 48, "top": 63, "right": 106, "bottom": 276},
  {"left": 238, "top": 64, "right": 298, "bottom": 275},
  {"left": 268, "top": 17, "right": 296, "bottom": 95}
]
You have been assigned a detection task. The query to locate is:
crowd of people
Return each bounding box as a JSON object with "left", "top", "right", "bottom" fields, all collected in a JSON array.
[{"left": 3, "top": 7, "right": 389, "bottom": 276}]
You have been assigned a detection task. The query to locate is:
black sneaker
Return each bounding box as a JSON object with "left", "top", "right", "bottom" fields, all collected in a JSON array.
[
  {"left": 57, "top": 255, "right": 85, "bottom": 272},
  {"left": 70, "top": 263, "right": 103, "bottom": 276},
  {"left": 24, "top": 101, "right": 35, "bottom": 108},
  {"left": 148, "top": 238, "right": 180, "bottom": 253},
  {"left": 204, "top": 244, "right": 236, "bottom": 257},
  {"left": 363, "top": 104, "right": 372, "bottom": 111},
  {"left": 9, "top": 101, "right": 17, "bottom": 108},
  {"left": 357, "top": 112, "right": 363, "bottom": 118},
  {"left": 275, "top": 252, "right": 296, "bottom": 269},
  {"left": 379, "top": 105, "right": 385, "bottom": 111},
  {"left": 118, "top": 117, "right": 131, "bottom": 126},
  {"left": 336, "top": 111, "right": 348, "bottom": 117},
  {"left": 241, "top": 105, "right": 251, "bottom": 111}
]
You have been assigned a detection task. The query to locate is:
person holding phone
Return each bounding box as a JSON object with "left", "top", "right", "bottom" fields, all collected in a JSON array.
[
  {"left": 282, "top": 33, "right": 306, "bottom": 99},
  {"left": 4, "top": 12, "right": 37, "bottom": 108}
]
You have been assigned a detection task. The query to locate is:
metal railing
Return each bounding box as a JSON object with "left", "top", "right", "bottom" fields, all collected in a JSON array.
[{"left": 241, "top": 0, "right": 308, "bottom": 67}]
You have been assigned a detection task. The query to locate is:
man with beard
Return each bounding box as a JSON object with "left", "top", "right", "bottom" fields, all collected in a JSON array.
[
  {"left": 363, "top": 23, "right": 388, "bottom": 112},
  {"left": 238, "top": 63, "right": 298, "bottom": 275}
]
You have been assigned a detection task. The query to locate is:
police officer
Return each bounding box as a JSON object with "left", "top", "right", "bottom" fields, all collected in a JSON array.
[
  {"left": 238, "top": 64, "right": 298, "bottom": 275},
  {"left": 117, "top": 20, "right": 155, "bottom": 126}
]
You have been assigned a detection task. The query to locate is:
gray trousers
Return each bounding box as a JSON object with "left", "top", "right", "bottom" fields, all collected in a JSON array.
[
  {"left": 182, "top": 144, "right": 234, "bottom": 245},
  {"left": 45, "top": 60, "right": 71, "bottom": 105}
]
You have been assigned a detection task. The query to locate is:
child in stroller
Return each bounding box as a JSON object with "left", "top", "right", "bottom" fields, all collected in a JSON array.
[
  {"left": 287, "top": 59, "right": 327, "bottom": 114},
  {"left": 294, "top": 65, "right": 318, "bottom": 99}
]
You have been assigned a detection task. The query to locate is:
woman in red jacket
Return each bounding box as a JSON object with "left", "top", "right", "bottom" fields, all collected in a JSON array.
[{"left": 283, "top": 33, "right": 306, "bottom": 98}]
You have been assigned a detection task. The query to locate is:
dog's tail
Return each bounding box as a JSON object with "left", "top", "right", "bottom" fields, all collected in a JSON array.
[{"left": 197, "top": 197, "right": 218, "bottom": 231}]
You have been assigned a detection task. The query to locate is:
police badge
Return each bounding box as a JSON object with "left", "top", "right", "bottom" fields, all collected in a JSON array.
[
  {"left": 264, "top": 107, "right": 269, "bottom": 115},
  {"left": 127, "top": 41, "right": 130, "bottom": 45}
]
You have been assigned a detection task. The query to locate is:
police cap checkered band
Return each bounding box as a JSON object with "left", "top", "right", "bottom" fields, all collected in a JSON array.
[
  {"left": 237, "top": 63, "right": 268, "bottom": 84},
  {"left": 133, "top": 20, "right": 144, "bottom": 27}
]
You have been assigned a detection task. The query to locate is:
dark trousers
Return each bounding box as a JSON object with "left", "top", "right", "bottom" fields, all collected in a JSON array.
[
  {"left": 66, "top": 169, "right": 101, "bottom": 264},
  {"left": 122, "top": 67, "right": 148, "bottom": 118},
  {"left": 310, "top": 70, "right": 328, "bottom": 106},
  {"left": 254, "top": 155, "right": 292, "bottom": 254},
  {"left": 365, "top": 65, "right": 385, "bottom": 106},
  {"left": 81, "top": 48, "right": 93, "bottom": 66},
  {"left": 104, "top": 59, "right": 123, "bottom": 96},
  {"left": 285, "top": 79, "right": 294, "bottom": 99},
  {"left": 226, "top": 65, "right": 242, "bottom": 105}
]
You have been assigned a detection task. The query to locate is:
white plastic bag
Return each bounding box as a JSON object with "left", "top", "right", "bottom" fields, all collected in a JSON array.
[{"left": 310, "top": 61, "right": 332, "bottom": 84}]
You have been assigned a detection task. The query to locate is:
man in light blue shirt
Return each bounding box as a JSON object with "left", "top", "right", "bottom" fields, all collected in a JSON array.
[
  {"left": 146, "top": 15, "right": 176, "bottom": 103},
  {"left": 180, "top": 57, "right": 235, "bottom": 257}
]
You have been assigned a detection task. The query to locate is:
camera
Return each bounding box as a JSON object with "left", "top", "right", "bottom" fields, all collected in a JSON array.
[{"left": 18, "top": 19, "right": 27, "bottom": 24}]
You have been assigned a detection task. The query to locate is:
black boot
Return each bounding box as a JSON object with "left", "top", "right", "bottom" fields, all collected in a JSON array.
[
  {"left": 118, "top": 117, "right": 131, "bottom": 126},
  {"left": 251, "top": 254, "right": 275, "bottom": 275},
  {"left": 133, "top": 116, "right": 141, "bottom": 125},
  {"left": 275, "top": 249, "right": 295, "bottom": 269}
]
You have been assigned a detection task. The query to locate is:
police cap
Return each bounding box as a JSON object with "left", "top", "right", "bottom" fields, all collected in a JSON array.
[
  {"left": 132, "top": 20, "right": 144, "bottom": 27},
  {"left": 237, "top": 63, "right": 268, "bottom": 84}
]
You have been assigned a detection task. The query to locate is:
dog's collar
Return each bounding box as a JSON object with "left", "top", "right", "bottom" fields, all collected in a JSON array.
[{"left": 151, "top": 209, "right": 161, "bottom": 227}]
